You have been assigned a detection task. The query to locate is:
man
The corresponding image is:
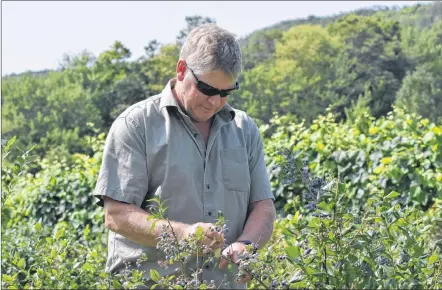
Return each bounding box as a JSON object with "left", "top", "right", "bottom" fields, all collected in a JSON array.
[{"left": 93, "top": 23, "right": 276, "bottom": 289}]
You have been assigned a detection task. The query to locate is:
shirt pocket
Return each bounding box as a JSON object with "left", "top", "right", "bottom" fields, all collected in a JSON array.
[{"left": 220, "top": 148, "right": 250, "bottom": 192}]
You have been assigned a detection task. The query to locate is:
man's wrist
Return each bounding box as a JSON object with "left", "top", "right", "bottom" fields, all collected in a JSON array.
[
  {"left": 236, "top": 239, "right": 259, "bottom": 253},
  {"left": 236, "top": 239, "right": 253, "bottom": 245}
]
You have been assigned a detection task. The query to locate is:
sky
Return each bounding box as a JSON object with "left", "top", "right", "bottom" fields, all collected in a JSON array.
[{"left": 2, "top": 1, "right": 431, "bottom": 76}]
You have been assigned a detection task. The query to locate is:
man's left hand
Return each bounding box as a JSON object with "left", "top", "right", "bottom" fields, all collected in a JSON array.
[{"left": 219, "top": 242, "right": 252, "bottom": 284}]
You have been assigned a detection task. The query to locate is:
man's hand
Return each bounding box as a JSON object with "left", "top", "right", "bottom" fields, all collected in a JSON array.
[
  {"left": 182, "top": 222, "right": 224, "bottom": 251},
  {"left": 219, "top": 242, "right": 252, "bottom": 284}
]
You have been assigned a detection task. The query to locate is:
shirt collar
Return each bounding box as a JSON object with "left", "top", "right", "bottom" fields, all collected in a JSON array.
[{"left": 159, "top": 78, "right": 236, "bottom": 122}]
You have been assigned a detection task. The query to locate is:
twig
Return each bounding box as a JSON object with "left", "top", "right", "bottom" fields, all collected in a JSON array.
[
  {"left": 166, "top": 219, "right": 186, "bottom": 277},
  {"left": 323, "top": 246, "right": 329, "bottom": 285}
]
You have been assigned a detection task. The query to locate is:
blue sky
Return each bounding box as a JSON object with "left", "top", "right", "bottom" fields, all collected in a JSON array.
[{"left": 2, "top": 1, "right": 430, "bottom": 76}]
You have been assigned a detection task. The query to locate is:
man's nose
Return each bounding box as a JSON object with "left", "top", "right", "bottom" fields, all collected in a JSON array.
[{"left": 207, "top": 95, "right": 221, "bottom": 106}]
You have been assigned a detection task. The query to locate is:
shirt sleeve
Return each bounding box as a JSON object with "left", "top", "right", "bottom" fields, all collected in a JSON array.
[
  {"left": 247, "top": 117, "right": 275, "bottom": 204},
  {"left": 93, "top": 109, "right": 148, "bottom": 208}
]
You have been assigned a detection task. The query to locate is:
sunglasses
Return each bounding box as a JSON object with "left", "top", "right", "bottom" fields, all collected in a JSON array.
[{"left": 188, "top": 68, "right": 239, "bottom": 98}]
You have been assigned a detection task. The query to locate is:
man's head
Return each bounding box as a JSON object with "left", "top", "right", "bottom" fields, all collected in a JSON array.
[{"left": 173, "top": 24, "right": 242, "bottom": 122}]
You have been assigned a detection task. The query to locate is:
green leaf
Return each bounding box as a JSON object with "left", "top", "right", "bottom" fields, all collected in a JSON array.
[
  {"left": 385, "top": 191, "right": 401, "bottom": 199},
  {"left": 150, "top": 220, "right": 158, "bottom": 233},
  {"left": 367, "top": 198, "right": 377, "bottom": 207},
  {"left": 317, "top": 201, "right": 334, "bottom": 212},
  {"left": 308, "top": 217, "right": 321, "bottom": 229},
  {"left": 150, "top": 269, "right": 160, "bottom": 283},
  {"left": 4, "top": 136, "right": 17, "bottom": 153},
  {"left": 50, "top": 249, "right": 57, "bottom": 258},
  {"left": 428, "top": 254, "right": 438, "bottom": 265},
  {"left": 55, "top": 228, "right": 65, "bottom": 240},
  {"left": 33, "top": 222, "right": 42, "bottom": 232},
  {"left": 294, "top": 211, "right": 300, "bottom": 224},
  {"left": 290, "top": 281, "right": 307, "bottom": 288},
  {"left": 413, "top": 245, "right": 425, "bottom": 257},
  {"left": 285, "top": 246, "right": 301, "bottom": 259},
  {"left": 2, "top": 274, "right": 16, "bottom": 283},
  {"left": 305, "top": 266, "right": 319, "bottom": 275},
  {"left": 112, "top": 280, "right": 122, "bottom": 289},
  {"left": 283, "top": 228, "right": 296, "bottom": 237},
  {"left": 81, "top": 262, "right": 93, "bottom": 272},
  {"left": 195, "top": 226, "right": 204, "bottom": 239},
  {"left": 17, "top": 258, "right": 25, "bottom": 269}
]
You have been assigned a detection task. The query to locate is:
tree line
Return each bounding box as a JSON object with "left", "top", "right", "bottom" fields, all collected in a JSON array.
[{"left": 2, "top": 2, "right": 441, "bottom": 164}]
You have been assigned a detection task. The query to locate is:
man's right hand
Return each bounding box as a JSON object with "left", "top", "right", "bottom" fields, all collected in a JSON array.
[
  {"left": 103, "top": 197, "right": 225, "bottom": 250},
  {"left": 182, "top": 222, "right": 225, "bottom": 250}
]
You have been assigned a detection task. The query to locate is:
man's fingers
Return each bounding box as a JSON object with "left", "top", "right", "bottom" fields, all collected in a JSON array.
[
  {"left": 206, "top": 228, "right": 224, "bottom": 241},
  {"left": 219, "top": 247, "right": 233, "bottom": 269},
  {"left": 219, "top": 256, "right": 229, "bottom": 269},
  {"left": 204, "top": 230, "right": 224, "bottom": 249},
  {"left": 237, "top": 272, "right": 252, "bottom": 284},
  {"left": 231, "top": 249, "right": 240, "bottom": 265},
  {"left": 209, "top": 238, "right": 222, "bottom": 249}
]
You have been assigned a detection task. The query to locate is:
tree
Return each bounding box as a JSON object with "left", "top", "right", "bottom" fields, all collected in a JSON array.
[
  {"left": 396, "top": 62, "right": 442, "bottom": 124},
  {"left": 236, "top": 25, "right": 342, "bottom": 124},
  {"left": 176, "top": 15, "right": 216, "bottom": 47},
  {"left": 327, "top": 14, "right": 408, "bottom": 119},
  {"left": 144, "top": 40, "right": 161, "bottom": 59},
  {"left": 240, "top": 29, "right": 283, "bottom": 70},
  {"left": 89, "top": 41, "right": 132, "bottom": 127},
  {"left": 1, "top": 72, "right": 102, "bottom": 158}
]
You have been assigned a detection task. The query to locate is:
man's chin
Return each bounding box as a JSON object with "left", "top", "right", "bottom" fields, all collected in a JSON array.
[{"left": 192, "top": 113, "right": 214, "bottom": 123}]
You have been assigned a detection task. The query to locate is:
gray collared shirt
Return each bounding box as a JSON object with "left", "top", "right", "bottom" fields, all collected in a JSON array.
[{"left": 94, "top": 79, "right": 274, "bottom": 288}]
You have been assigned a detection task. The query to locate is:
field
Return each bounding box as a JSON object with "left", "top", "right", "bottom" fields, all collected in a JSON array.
[{"left": 2, "top": 108, "right": 441, "bottom": 289}]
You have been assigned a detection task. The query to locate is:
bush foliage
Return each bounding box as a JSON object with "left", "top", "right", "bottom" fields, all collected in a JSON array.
[{"left": 2, "top": 107, "right": 441, "bottom": 289}]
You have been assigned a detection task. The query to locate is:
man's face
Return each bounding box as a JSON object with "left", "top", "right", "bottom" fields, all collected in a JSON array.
[{"left": 175, "top": 61, "right": 237, "bottom": 122}]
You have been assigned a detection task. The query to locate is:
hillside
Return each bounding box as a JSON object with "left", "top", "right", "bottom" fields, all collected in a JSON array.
[{"left": 2, "top": 1, "right": 441, "bottom": 160}]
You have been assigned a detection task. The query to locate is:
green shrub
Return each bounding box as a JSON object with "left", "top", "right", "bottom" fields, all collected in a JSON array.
[
  {"left": 2, "top": 133, "right": 106, "bottom": 237},
  {"left": 246, "top": 150, "right": 442, "bottom": 289},
  {"left": 1, "top": 221, "right": 110, "bottom": 289},
  {"left": 2, "top": 108, "right": 441, "bottom": 289},
  {"left": 263, "top": 107, "right": 442, "bottom": 212}
]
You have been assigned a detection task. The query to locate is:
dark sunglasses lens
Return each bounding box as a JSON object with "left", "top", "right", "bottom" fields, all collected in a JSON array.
[
  {"left": 197, "top": 83, "right": 219, "bottom": 96},
  {"left": 220, "top": 91, "right": 231, "bottom": 98},
  {"left": 196, "top": 80, "right": 236, "bottom": 97}
]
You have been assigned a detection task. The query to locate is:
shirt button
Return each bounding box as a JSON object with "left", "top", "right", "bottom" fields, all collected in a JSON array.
[
  {"left": 206, "top": 184, "right": 210, "bottom": 189},
  {"left": 208, "top": 211, "right": 212, "bottom": 216},
  {"left": 193, "top": 133, "right": 198, "bottom": 138}
]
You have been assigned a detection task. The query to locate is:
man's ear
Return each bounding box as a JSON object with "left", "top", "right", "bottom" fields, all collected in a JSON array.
[{"left": 176, "top": 59, "right": 187, "bottom": 81}]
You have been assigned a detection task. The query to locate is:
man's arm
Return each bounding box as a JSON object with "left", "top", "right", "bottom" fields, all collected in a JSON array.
[
  {"left": 238, "top": 116, "right": 277, "bottom": 248},
  {"left": 103, "top": 196, "right": 224, "bottom": 248},
  {"left": 236, "top": 198, "right": 276, "bottom": 248},
  {"left": 219, "top": 199, "right": 276, "bottom": 273},
  {"left": 103, "top": 196, "right": 187, "bottom": 247}
]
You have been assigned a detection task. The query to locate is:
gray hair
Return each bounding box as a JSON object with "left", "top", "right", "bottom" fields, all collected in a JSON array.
[{"left": 180, "top": 23, "right": 242, "bottom": 78}]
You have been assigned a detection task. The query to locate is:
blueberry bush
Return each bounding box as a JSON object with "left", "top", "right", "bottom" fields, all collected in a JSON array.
[
  {"left": 1, "top": 107, "right": 441, "bottom": 289},
  {"left": 264, "top": 107, "right": 442, "bottom": 212}
]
